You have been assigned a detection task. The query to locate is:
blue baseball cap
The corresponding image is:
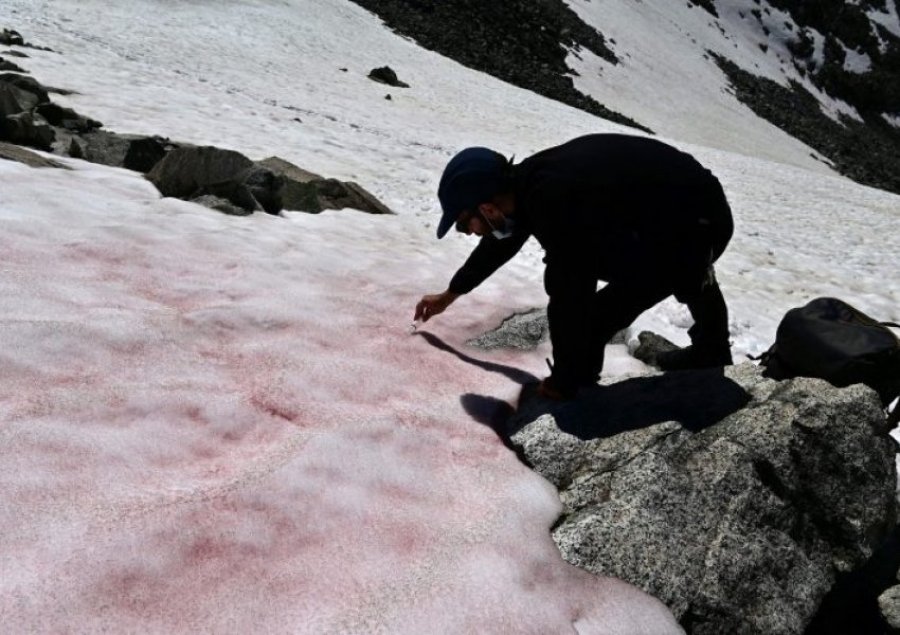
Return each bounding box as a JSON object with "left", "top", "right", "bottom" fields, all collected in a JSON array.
[{"left": 436, "top": 147, "right": 508, "bottom": 239}]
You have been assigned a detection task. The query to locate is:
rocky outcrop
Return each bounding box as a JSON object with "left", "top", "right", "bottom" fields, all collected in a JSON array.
[
  {"left": 260, "top": 156, "right": 393, "bottom": 215},
  {"left": 713, "top": 53, "right": 900, "bottom": 196},
  {"left": 467, "top": 308, "right": 550, "bottom": 350},
  {"left": 146, "top": 146, "right": 284, "bottom": 215},
  {"left": 0, "top": 28, "right": 54, "bottom": 52},
  {"left": 0, "top": 56, "right": 25, "bottom": 73},
  {"left": 0, "top": 29, "right": 25, "bottom": 47},
  {"left": 346, "top": 0, "right": 650, "bottom": 132},
  {"left": 0, "top": 140, "right": 67, "bottom": 168},
  {"left": 367, "top": 66, "right": 409, "bottom": 88},
  {"left": 0, "top": 30, "right": 394, "bottom": 219},
  {"left": 509, "top": 363, "right": 897, "bottom": 634},
  {"left": 68, "top": 130, "right": 173, "bottom": 173}
]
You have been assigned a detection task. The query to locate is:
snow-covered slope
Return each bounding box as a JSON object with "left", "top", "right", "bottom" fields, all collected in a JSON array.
[
  {"left": 565, "top": 0, "right": 853, "bottom": 169},
  {"left": 1, "top": 0, "right": 898, "bottom": 632}
]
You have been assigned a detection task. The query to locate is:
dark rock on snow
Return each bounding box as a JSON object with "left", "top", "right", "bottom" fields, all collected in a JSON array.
[
  {"left": 0, "top": 29, "right": 24, "bottom": 47},
  {"left": 0, "top": 81, "right": 40, "bottom": 116},
  {"left": 467, "top": 308, "right": 550, "bottom": 350},
  {"left": 259, "top": 156, "right": 393, "bottom": 215},
  {"left": 147, "top": 145, "right": 254, "bottom": 198},
  {"left": 257, "top": 156, "right": 322, "bottom": 183},
  {"left": 0, "top": 57, "right": 26, "bottom": 73},
  {"left": 346, "top": 0, "right": 650, "bottom": 132},
  {"left": 0, "top": 111, "right": 55, "bottom": 150},
  {"left": 147, "top": 146, "right": 284, "bottom": 215},
  {"left": 630, "top": 330, "right": 683, "bottom": 367},
  {"left": 0, "top": 72, "right": 50, "bottom": 103},
  {"left": 0, "top": 139, "right": 67, "bottom": 168},
  {"left": 35, "top": 102, "right": 101, "bottom": 133},
  {"left": 1, "top": 49, "right": 29, "bottom": 58},
  {"left": 188, "top": 194, "right": 252, "bottom": 217},
  {"left": 509, "top": 362, "right": 897, "bottom": 635},
  {"left": 367, "top": 66, "right": 409, "bottom": 88},
  {"left": 69, "top": 130, "right": 174, "bottom": 173}
]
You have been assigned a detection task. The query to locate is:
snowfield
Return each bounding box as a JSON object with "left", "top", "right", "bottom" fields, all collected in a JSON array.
[{"left": 1, "top": 0, "right": 898, "bottom": 632}]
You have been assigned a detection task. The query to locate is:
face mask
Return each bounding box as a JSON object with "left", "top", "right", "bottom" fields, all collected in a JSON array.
[{"left": 481, "top": 212, "right": 516, "bottom": 240}]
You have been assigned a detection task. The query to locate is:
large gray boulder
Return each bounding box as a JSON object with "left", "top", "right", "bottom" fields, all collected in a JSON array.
[
  {"left": 147, "top": 146, "right": 284, "bottom": 215},
  {"left": 257, "top": 156, "right": 322, "bottom": 183},
  {"left": 0, "top": 81, "right": 39, "bottom": 117},
  {"left": 0, "top": 72, "right": 49, "bottom": 104},
  {"left": 68, "top": 130, "right": 174, "bottom": 173},
  {"left": 467, "top": 308, "right": 550, "bottom": 350},
  {"left": 36, "top": 103, "right": 101, "bottom": 133},
  {"left": 147, "top": 145, "right": 254, "bottom": 198},
  {"left": 0, "top": 140, "right": 67, "bottom": 168},
  {"left": 259, "top": 156, "right": 392, "bottom": 215},
  {"left": 509, "top": 363, "right": 896, "bottom": 634},
  {"left": 0, "top": 56, "right": 25, "bottom": 73},
  {"left": 0, "top": 111, "right": 54, "bottom": 150}
]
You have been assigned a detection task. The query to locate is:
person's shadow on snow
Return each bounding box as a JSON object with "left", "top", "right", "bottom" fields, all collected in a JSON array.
[{"left": 415, "top": 331, "right": 751, "bottom": 443}]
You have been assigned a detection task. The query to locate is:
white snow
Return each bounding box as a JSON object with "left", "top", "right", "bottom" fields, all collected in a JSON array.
[
  {"left": 842, "top": 43, "right": 874, "bottom": 73},
  {"left": 869, "top": 0, "right": 900, "bottom": 38},
  {"left": 1, "top": 0, "right": 899, "bottom": 632}
]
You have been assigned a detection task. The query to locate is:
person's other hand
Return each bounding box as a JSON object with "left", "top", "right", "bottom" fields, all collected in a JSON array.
[{"left": 414, "top": 291, "right": 459, "bottom": 322}]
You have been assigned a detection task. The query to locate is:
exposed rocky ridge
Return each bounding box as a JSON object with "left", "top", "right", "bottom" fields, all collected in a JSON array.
[
  {"left": 707, "top": 0, "right": 900, "bottom": 195},
  {"left": 508, "top": 362, "right": 898, "bottom": 634},
  {"left": 346, "top": 0, "right": 650, "bottom": 133},
  {"left": 0, "top": 29, "right": 393, "bottom": 217},
  {"left": 713, "top": 53, "right": 900, "bottom": 196},
  {"left": 0, "top": 139, "right": 66, "bottom": 168}
]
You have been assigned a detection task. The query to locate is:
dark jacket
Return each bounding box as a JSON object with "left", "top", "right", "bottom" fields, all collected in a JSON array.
[{"left": 447, "top": 134, "right": 733, "bottom": 388}]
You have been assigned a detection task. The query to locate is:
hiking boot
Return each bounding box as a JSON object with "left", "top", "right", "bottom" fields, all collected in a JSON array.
[{"left": 656, "top": 344, "right": 733, "bottom": 371}]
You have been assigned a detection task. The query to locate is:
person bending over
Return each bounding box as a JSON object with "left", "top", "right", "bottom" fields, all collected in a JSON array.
[{"left": 415, "top": 134, "right": 735, "bottom": 400}]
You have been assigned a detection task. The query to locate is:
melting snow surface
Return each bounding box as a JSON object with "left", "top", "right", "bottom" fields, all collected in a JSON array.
[{"left": 1, "top": 0, "right": 899, "bottom": 632}]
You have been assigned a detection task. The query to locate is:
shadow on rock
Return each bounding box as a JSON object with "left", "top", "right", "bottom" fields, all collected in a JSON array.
[{"left": 512, "top": 367, "right": 752, "bottom": 440}]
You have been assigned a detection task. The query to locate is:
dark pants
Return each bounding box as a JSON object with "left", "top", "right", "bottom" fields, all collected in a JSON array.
[
  {"left": 584, "top": 179, "right": 734, "bottom": 382},
  {"left": 584, "top": 267, "right": 730, "bottom": 381}
]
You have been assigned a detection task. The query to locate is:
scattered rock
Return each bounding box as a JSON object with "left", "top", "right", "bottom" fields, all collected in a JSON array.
[
  {"left": 0, "top": 139, "right": 67, "bottom": 168},
  {"left": 310, "top": 178, "right": 392, "bottom": 215},
  {"left": 260, "top": 156, "right": 393, "bottom": 215},
  {"left": 0, "top": 81, "right": 40, "bottom": 116},
  {"left": 630, "top": 330, "right": 682, "bottom": 367},
  {"left": 68, "top": 130, "right": 175, "bottom": 173},
  {"left": 0, "top": 72, "right": 50, "bottom": 103},
  {"left": 367, "top": 66, "right": 409, "bottom": 88},
  {"left": 147, "top": 146, "right": 253, "bottom": 198},
  {"left": 346, "top": 0, "right": 651, "bottom": 132},
  {"left": 509, "top": 362, "right": 897, "bottom": 634},
  {"left": 467, "top": 308, "right": 550, "bottom": 350},
  {"left": 880, "top": 584, "right": 900, "bottom": 631},
  {"left": 1, "top": 49, "right": 28, "bottom": 58},
  {"left": 257, "top": 156, "right": 322, "bottom": 183},
  {"left": 147, "top": 146, "right": 284, "bottom": 214},
  {"left": 189, "top": 194, "right": 253, "bottom": 217},
  {"left": 195, "top": 166, "right": 284, "bottom": 215},
  {"left": 0, "top": 29, "right": 24, "bottom": 47},
  {"left": 35, "top": 103, "right": 101, "bottom": 132},
  {"left": 0, "top": 57, "right": 26, "bottom": 73},
  {"left": 0, "top": 111, "right": 54, "bottom": 150}
]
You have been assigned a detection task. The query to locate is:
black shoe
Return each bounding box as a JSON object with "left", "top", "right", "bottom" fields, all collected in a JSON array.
[{"left": 656, "top": 344, "right": 733, "bottom": 371}]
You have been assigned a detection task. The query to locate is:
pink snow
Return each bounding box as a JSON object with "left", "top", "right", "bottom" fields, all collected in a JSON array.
[{"left": 0, "top": 159, "right": 680, "bottom": 633}]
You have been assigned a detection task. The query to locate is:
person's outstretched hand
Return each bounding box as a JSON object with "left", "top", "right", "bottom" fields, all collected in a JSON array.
[{"left": 414, "top": 290, "right": 459, "bottom": 322}]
